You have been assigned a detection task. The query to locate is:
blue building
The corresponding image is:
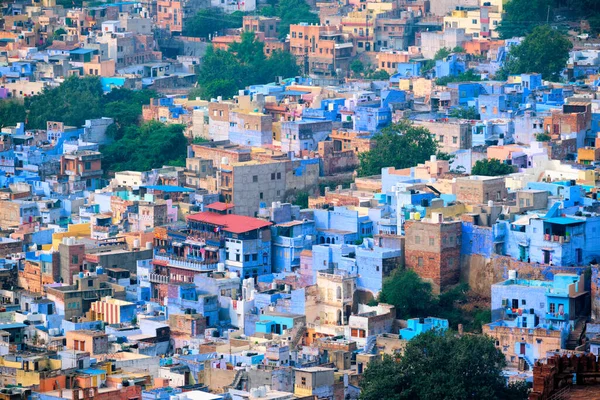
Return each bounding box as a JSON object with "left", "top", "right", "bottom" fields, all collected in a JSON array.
[
  {"left": 399, "top": 317, "right": 449, "bottom": 340},
  {"left": 353, "top": 106, "right": 392, "bottom": 132},
  {"left": 166, "top": 283, "right": 219, "bottom": 327},
  {"left": 271, "top": 219, "right": 316, "bottom": 273},
  {"left": 435, "top": 54, "right": 466, "bottom": 78},
  {"left": 313, "top": 206, "right": 373, "bottom": 245},
  {"left": 255, "top": 311, "right": 305, "bottom": 335}
]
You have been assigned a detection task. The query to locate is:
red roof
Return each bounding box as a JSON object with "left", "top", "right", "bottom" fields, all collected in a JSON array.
[
  {"left": 187, "top": 212, "right": 272, "bottom": 234},
  {"left": 206, "top": 202, "right": 235, "bottom": 211}
]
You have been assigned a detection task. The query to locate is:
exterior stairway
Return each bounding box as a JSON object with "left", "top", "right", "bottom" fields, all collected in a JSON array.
[
  {"left": 363, "top": 335, "right": 377, "bottom": 354},
  {"left": 566, "top": 318, "right": 586, "bottom": 350}
]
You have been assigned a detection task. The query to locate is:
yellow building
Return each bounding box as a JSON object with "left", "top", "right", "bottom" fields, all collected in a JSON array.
[
  {"left": 51, "top": 223, "right": 91, "bottom": 250},
  {"left": 443, "top": 1, "right": 502, "bottom": 39}
]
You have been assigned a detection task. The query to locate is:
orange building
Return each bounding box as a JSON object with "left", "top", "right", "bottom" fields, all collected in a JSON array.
[
  {"left": 376, "top": 51, "right": 411, "bottom": 75},
  {"left": 289, "top": 24, "right": 354, "bottom": 77}
]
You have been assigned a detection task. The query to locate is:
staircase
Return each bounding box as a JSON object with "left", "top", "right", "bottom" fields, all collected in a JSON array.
[
  {"left": 363, "top": 335, "right": 377, "bottom": 354},
  {"left": 566, "top": 318, "right": 586, "bottom": 350},
  {"left": 290, "top": 323, "right": 307, "bottom": 349},
  {"left": 521, "top": 355, "right": 534, "bottom": 371},
  {"left": 230, "top": 369, "right": 244, "bottom": 390}
]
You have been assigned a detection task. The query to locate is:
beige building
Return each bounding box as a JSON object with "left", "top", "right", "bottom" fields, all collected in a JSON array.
[
  {"left": 413, "top": 120, "right": 472, "bottom": 154},
  {"left": 454, "top": 175, "right": 508, "bottom": 205}
]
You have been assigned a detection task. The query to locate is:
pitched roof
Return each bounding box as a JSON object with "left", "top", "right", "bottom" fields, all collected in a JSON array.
[
  {"left": 206, "top": 202, "right": 235, "bottom": 211},
  {"left": 187, "top": 212, "right": 272, "bottom": 234}
]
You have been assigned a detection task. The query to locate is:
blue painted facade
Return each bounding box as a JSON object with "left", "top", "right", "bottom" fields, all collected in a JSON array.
[
  {"left": 353, "top": 106, "right": 392, "bottom": 132},
  {"left": 313, "top": 206, "right": 373, "bottom": 245},
  {"left": 255, "top": 313, "right": 300, "bottom": 335},
  {"left": 399, "top": 317, "right": 449, "bottom": 340},
  {"left": 435, "top": 54, "right": 466, "bottom": 78}
]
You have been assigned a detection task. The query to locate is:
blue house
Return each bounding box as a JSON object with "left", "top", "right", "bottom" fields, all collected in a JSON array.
[
  {"left": 353, "top": 106, "right": 392, "bottom": 132},
  {"left": 255, "top": 311, "right": 305, "bottom": 335},
  {"left": 313, "top": 206, "right": 373, "bottom": 245},
  {"left": 391, "top": 62, "right": 421, "bottom": 79},
  {"left": 399, "top": 317, "right": 449, "bottom": 340},
  {"left": 435, "top": 54, "right": 466, "bottom": 78}
]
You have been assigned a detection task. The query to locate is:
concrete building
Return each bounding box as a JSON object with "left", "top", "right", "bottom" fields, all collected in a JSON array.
[
  {"left": 455, "top": 175, "right": 508, "bottom": 205},
  {"left": 404, "top": 213, "right": 462, "bottom": 293},
  {"left": 293, "top": 367, "right": 334, "bottom": 399},
  {"left": 89, "top": 297, "right": 136, "bottom": 324},
  {"left": 414, "top": 120, "right": 472, "bottom": 154}
]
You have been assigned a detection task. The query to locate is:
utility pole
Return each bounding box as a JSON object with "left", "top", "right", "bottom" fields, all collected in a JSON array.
[{"left": 547, "top": 6, "right": 550, "bottom": 24}]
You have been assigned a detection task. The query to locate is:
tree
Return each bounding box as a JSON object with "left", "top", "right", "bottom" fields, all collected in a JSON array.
[
  {"left": 472, "top": 158, "right": 514, "bottom": 176},
  {"left": 502, "top": 25, "right": 572, "bottom": 81},
  {"left": 535, "top": 132, "right": 551, "bottom": 142},
  {"left": 263, "top": 0, "right": 319, "bottom": 39},
  {"left": 357, "top": 120, "right": 438, "bottom": 177},
  {"left": 379, "top": 270, "right": 436, "bottom": 319},
  {"left": 497, "top": 0, "right": 552, "bottom": 39},
  {"left": 262, "top": 49, "right": 301, "bottom": 82},
  {"left": 449, "top": 106, "right": 480, "bottom": 120},
  {"left": 0, "top": 100, "right": 26, "bottom": 129},
  {"left": 366, "top": 69, "right": 390, "bottom": 80},
  {"left": 25, "top": 76, "right": 105, "bottom": 129},
  {"left": 360, "top": 331, "right": 528, "bottom": 400},
  {"left": 53, "top": 28, "right": 67, "bottom": 39},
  {"left": 436, "top": 69, "right": 481, "bottom": 86},
  {"left": 183, "top": 8, "right": 243, "bottom": 39},
  {"left": 101, "top": 121, "right": 187, "bottom": 173},
  {"left": 350, "top": 60, "right": 365, "bottom": 77},
  {"left": 434, "top": 47, "right": 451, "bottom": 60}
]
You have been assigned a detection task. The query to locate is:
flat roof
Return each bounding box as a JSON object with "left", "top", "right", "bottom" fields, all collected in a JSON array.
[
  {"left": 187, "top": 212, "right": 272, "bottom": 234},
  {"left": 544, "top": 217, "right": 584, "bottom": 225}
]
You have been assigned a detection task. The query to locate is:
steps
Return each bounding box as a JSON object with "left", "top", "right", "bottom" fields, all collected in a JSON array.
[
  {"left": 363, "top": 335, "right": 377, "bottom": 354},
  {"left": 566, "top": 318, "right": 586, "bottom": 350}
]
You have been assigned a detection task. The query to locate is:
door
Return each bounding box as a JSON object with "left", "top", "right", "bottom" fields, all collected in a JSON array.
[{"left": 520, "top": 343, "right": 526, "bottom": 355}]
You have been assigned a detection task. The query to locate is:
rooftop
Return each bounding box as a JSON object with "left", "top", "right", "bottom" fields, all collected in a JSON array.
[{"left": 187, "top": 212, "right": 272, "bottom": 234}]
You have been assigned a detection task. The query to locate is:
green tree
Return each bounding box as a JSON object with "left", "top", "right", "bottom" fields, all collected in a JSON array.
[
  {"left": 535, "top": 132, "right": 551, "bottom": 142},
  {"left": 379, "top": 270, "right": 436, "bottom": 319},
  {"left": 366, "top": 69, "right": 390, "bottom": 80},
  {"left": 449, "top": 106, "right": 480, "bottom": 120},
  {"left": 0, "top": 100, "right": 26, "bottom": 129},
  {"left": 436, "top": 69, "right": 481, "bottom": 86},
  {"left": 263, "top": 50, "right": 301, "bottom": 81},
  {"left": 25, "top": 76, "right": 105, "bottom": 129},
  {"left": 472, "top": 158, "right": 514, "bottom": 176},
  {"left": 434, "top": 47, "right": 451, "bottom": 60},
  {"left": 357, "top": 120, "right": 438, "bottom": 177},
  {"left": 503, "top": 25, "right": 572, "bottom": 81},
  {"left": 101, "top": 121, "right": 187, "bottom": 173},
  {"left": 497, "top": 0, "right": 552, "bottom": 39},
  {"left": 361, "top": 331, "right": 528, "bottom": 400},
  {"left": 183, "top": 8, "right": 243, "bottom": 39},
  {"left": 350, "top": 60, "right": 365, "bottom": 77},
  {"left": 53, "top": 28, "right": 67, "bottom": 39},
  {"left": 264, "top": 0, "right": 319, "bottom": 39}
]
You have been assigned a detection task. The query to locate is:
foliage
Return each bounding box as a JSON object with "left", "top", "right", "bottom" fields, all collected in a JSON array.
[
  {"left": 25, "top": 76, "right": 105, "bottom": 129},
  {"left": 434, "top": 47, "right": 451, "bottom": 60},
  {"left": 192, "top": 137, "right": 209, "bottom": 144},
  {"left": 53, "top": 28, "right": 67, "bottom": 39},
  {"left": 502, "top": 25, "right": 572, "bottom": 82},
  {"left": 197, "top": 32, "right": 300, "bottom": 99},
  {"left": 0, "top": 100, "right": 26, "bottom": 129},
  {"left": 261, "top": 0, "right": 319, "bottom": 39},
  {"left": 436, "top": 69, "right": 481, "bottom": 86},
  {"left": 360, "top": 331, "right": 528, "bottom": 400},
  {"left": 497, "top": 0, "right": 552, "bottom": 38},
  {"left": 379, "top": 270, "right": 436, "bottom": 320},
  {"left": 292, "top": 191, "right": 309, "bottom": 208},
  {"left": 452, "top": 46, "right": 465, "bottom": 53},
  {"left": 101, "top": 121, "right": 187, "bottom": 173},
  {"left": 472, "top": 158, "right": 514, "bottom": 176},
  {"left": 436, "top": 151, "right": 455, "bottom": 162},
  {"left": 183, "top": 8, "right": 244, "bottom": 38},
  {"left": 535, "top": 132, "right": 551, "bottom": 142},
  {"left": 449, "top": 106, "right": 480, "bottom": 120},
  {"left": 365, "top": 69, "right": 390, "bottom": 80},
  {"left": 350, "top": 60, "right": 365, "bottom": 77},
  {"left": 357, "top": 120, "right": 438, "bottom": 177},
  {"left": 589, "top": 15, "right": 600, "bottom": 36}
]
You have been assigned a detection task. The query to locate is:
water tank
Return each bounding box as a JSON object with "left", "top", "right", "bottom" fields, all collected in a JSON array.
[
  {"left": 146, "top": 242, "right": 153, "bottom": 250},
  {"left": 488, "top": 200, "right": 494, "bottom": 207},
  {"left": 229, "top": 272, "right": 238, "bottom": 279},
  {"left": 271, "top": 282, "right": 277, "bottom": 290},
  {"left": 284, "top": 284, "right": 291, "bottom": 292},
  {"left": 272, "top": 202, "right": 278, "bottom": 209},
  {"left": 217, "top": 263, "right": 225, "bottom": 272},
  {"left": 221, "top": 157, "right": 229, "bottom": 165},
  {"left": 414, "top": 212, "right": 421, "bottom": 221},
  {"left": 96, "top": 266, "right": 104, "bottom": 275},
  {"left": 409, "top": 212, "right": 415, "bottom": 220},
  {"left": 79, "top": 272, "right": 85, "bottom": 278},
  {"left": 508, "top": 270, "right": 517, "bottom": 280},
  {"left": 62, "top": 237, "right": 69, "bottom": 245},
  {"left": 133, "top": 239, "right": 140, "bottom": 248}
]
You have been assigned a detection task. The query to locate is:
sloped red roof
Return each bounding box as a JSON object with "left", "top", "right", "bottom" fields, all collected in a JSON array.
[
  {"left": 206, "top": 202, "right": 235, "bottom": 211},
  {"left": 187, "top": 212, "right": 272, "bottom": 234}
]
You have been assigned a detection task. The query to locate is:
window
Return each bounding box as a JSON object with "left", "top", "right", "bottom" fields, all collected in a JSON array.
[
  {"left": 88, "top": 279, "right": 93, "bottom": 287},
  {"left": 417, "top": 257, "right": 423, "bottom": 267},
  {"left": 472, "top": 19, "right": 478, "bottom": 24},
  {"left": 260, "top": 192, "right": 263, "bottom": 199},
  {"left": 301, "top": 377, "right": 306, "bottom": 386},
  {"left": 271, "top": 173, "right": 276, "bottom": 180},
  {"left": 235, "top": 254, "right": 240, "bottom": 262},
  {"left": 244, "top": 254, "right": 250, "bottom": 262},
  {"left": 549, "top": 303, "right": 556, "bottom": 314},
  {"left": 253, "top": 175, "right": 258, "bottom": 183},
  {"left": 71, "top": 255, "right": 78, "bottom": 264},
  {"left": 439, "top": 135, "right": 444, "bottom": 143},
  {"left": 415, "top": 236, "right": 420, "bottom": 244},
  {"left": 429, "top": 237, "right": 435, "bottom": 246},
  {"left": 521, "top": 299, "right": 526, "bottom": 306},
  {"left": 277, "top": 172, "right": 281, "bottom": 179},
  {"left": 452, "top": 136, "right": 458, "bottom": 144},
  {"left": 252, "top": 254, "right": 258, "bottom": 261}
]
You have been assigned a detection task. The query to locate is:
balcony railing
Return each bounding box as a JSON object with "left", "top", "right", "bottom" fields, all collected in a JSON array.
[
  {"left": 149, "top": 273, "right": 169, "bottom": 284},
  {"left": 543, "top": 234, "right": 570, "bottom": 243},
  {"left": 154, "top": 254, "right": 218, "bottom": 271}
]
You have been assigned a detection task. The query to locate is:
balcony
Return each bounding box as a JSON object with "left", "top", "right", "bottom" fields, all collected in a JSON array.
[
  {"left": 149, "top": 273, "right": 169, "bottom": 284},
  {"left": 154, "top": 254, "right": 218, "bottom": 272},
  {"left": 546, "top": 312, "right": 569, "bottom": 322},
  {"left": 543, "top": 234, "right": 570, "bottom": 243}
]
